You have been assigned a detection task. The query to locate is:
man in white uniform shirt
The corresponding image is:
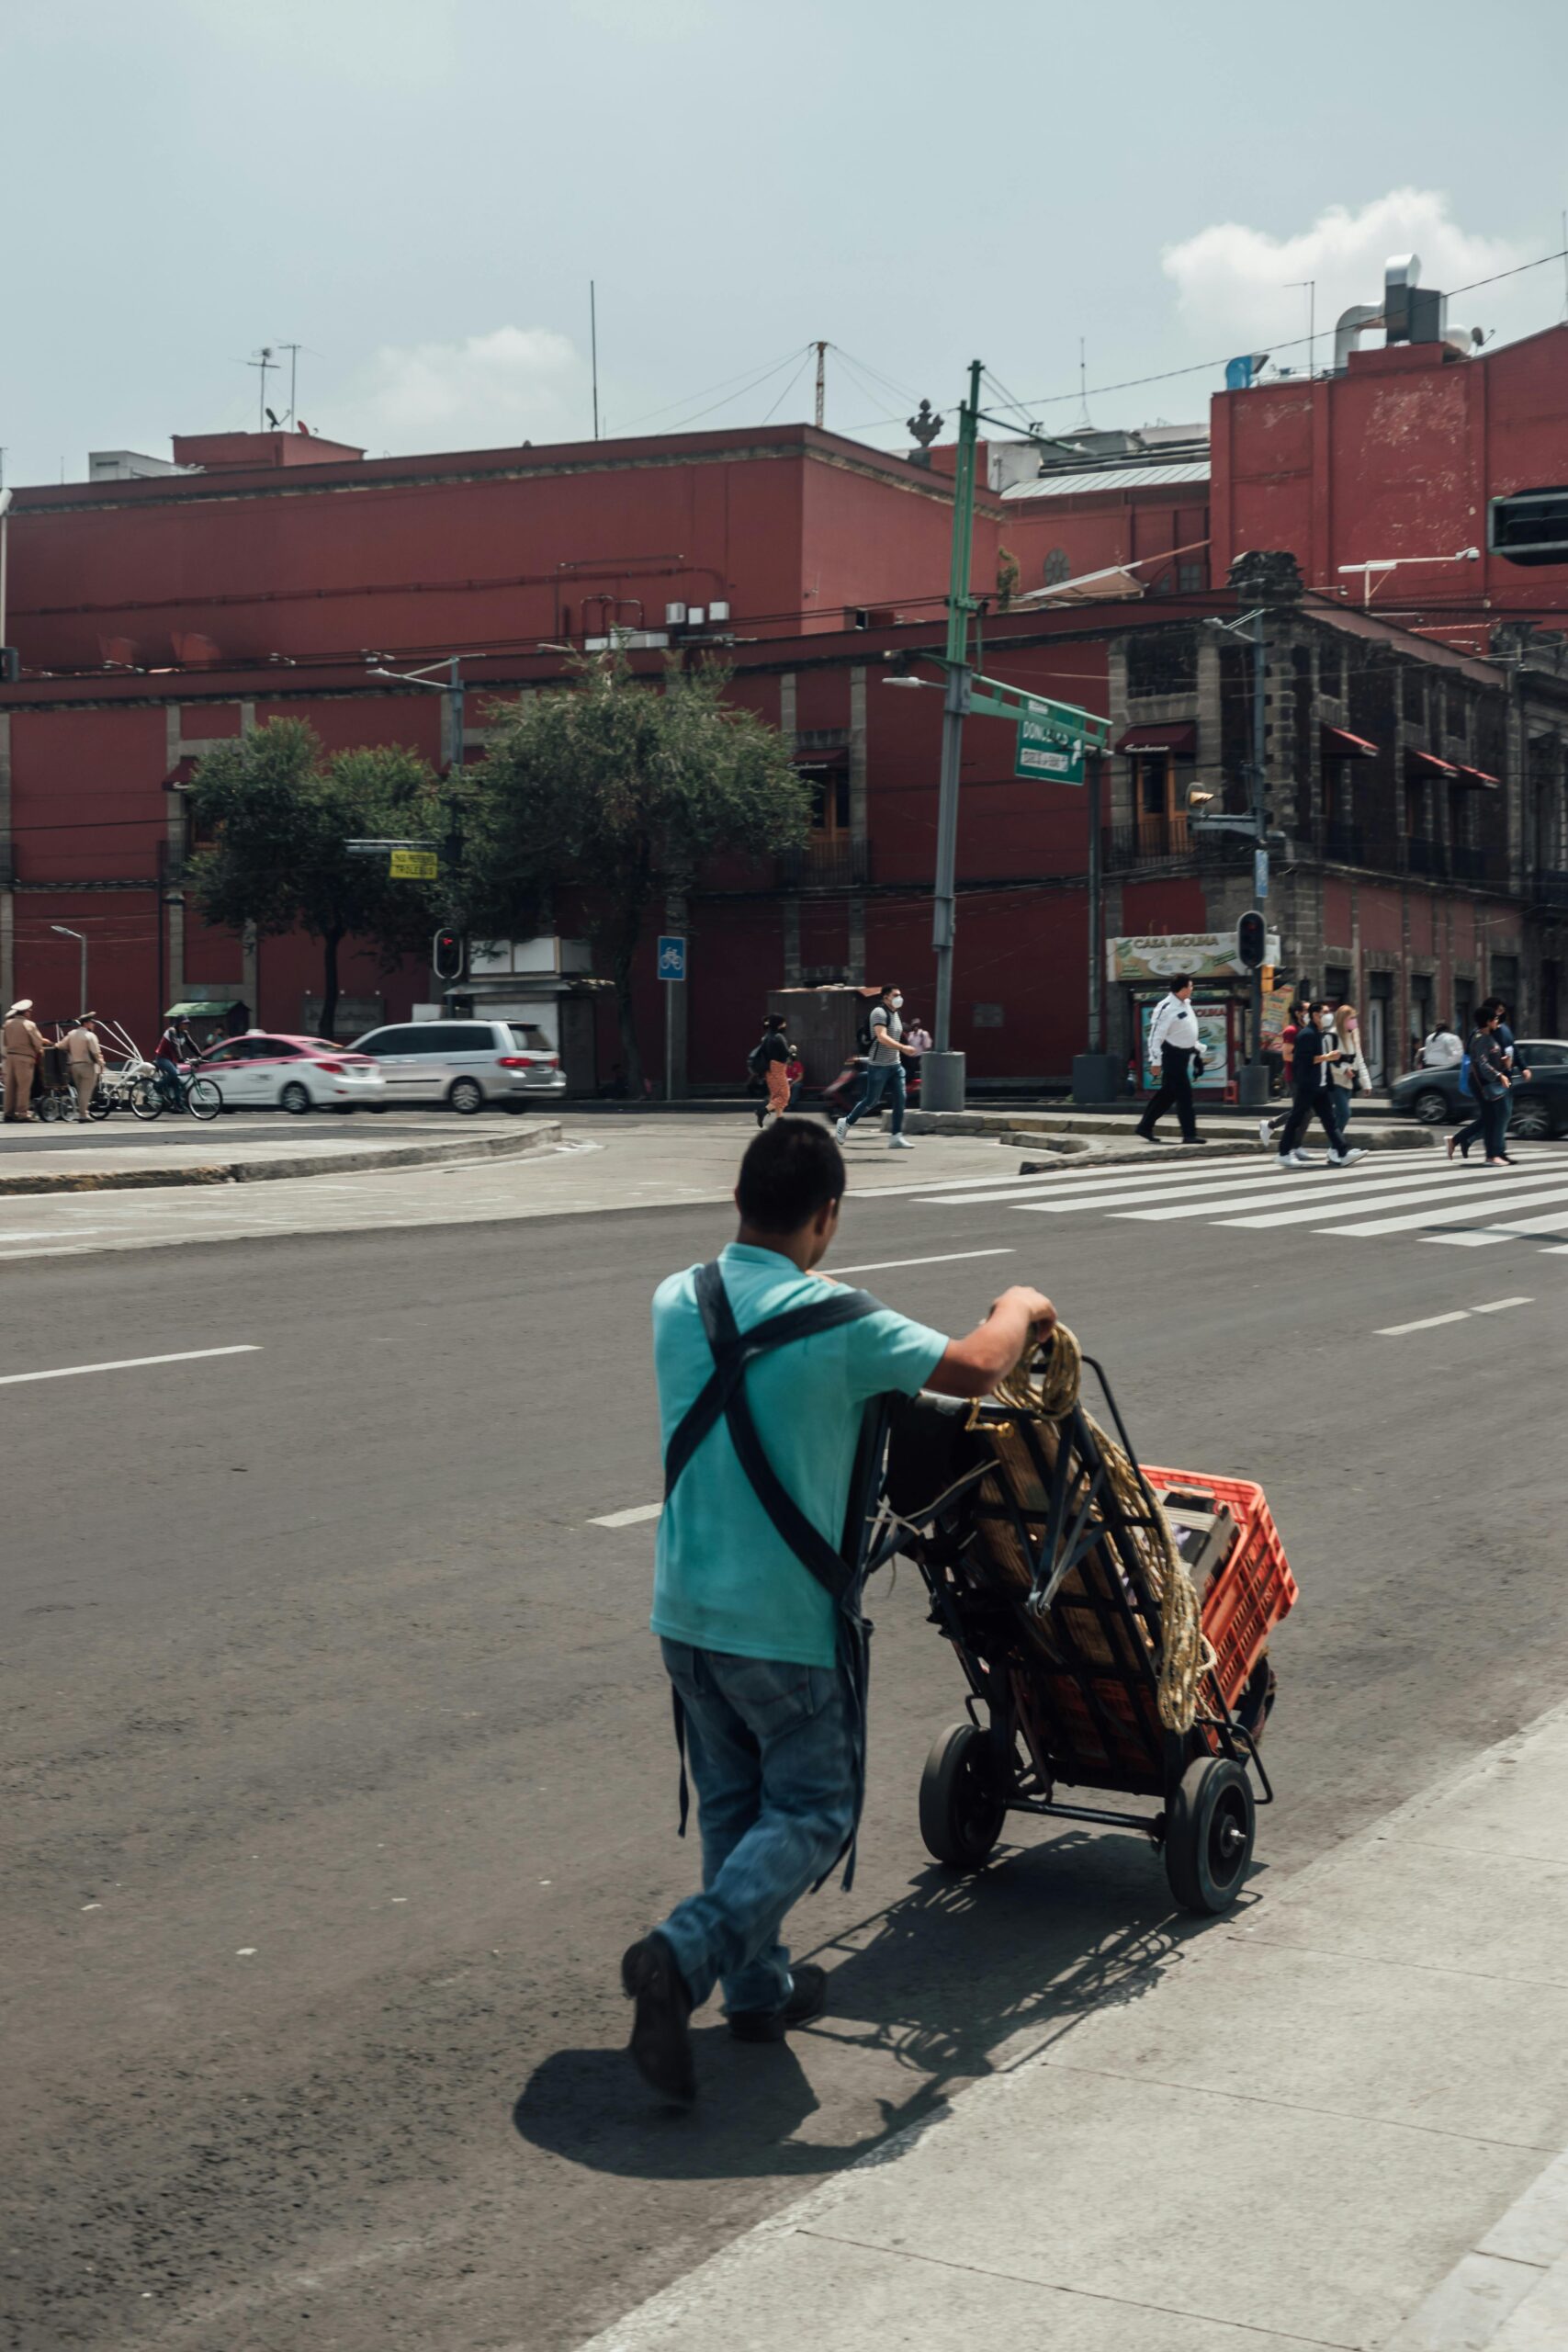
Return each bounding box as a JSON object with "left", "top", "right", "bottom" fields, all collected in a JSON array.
[{"left": 1134, "top": 973, "right": 1203, "bottom": 1146}]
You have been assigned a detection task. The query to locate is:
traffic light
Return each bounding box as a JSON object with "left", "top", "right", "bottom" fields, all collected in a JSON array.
[
  {"left": 432, "top": 926, "right": 465, "bottom": 982},
  {"left": 1236, "top": 910, "right": 1267, "bottom": 970}
]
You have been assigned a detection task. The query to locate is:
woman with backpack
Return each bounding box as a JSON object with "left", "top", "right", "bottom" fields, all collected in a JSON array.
[
  {"left": 748, "top": 1015, "right": 794, "bottom": 1127},
  {"left": 1327, "top": 1001, "right": 1371, "bottom": 1156}
]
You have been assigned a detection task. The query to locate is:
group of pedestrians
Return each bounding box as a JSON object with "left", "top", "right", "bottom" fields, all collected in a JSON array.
[
  {"left": 748, "top": 984, "right": 930, "bottom": 1150},
  {"left": 1449, "top": 999, "right": 1531, "bottom": 1165},
  {"left": 2, "top": 1001, "right": 105, "bottom": 1123},
  {"left": 1273, "top": 1001, "right": 1369, "bottom": 1169}
]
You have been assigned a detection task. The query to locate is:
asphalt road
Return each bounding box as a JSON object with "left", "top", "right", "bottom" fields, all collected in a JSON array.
[{"left": 4, "top": 1158, "right": 1565, "bottom": 2351}]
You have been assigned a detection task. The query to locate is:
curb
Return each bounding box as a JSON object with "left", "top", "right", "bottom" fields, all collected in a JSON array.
[{"left": 0, "top": 1119, "right": 565, "bottom": 1197}]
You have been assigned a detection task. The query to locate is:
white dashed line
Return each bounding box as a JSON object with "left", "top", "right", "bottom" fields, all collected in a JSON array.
[
  {"left": 1377, "top": 1299, "right": 1533, "bottom": 1336},
  {"left": 589, "top": 1502, "right": 662, "bottom": 1529},
  {"left": 0, "top": 1344, "right": 262, "bottom": 1386},
  {"left": 832, "top": 1249, "right": 1015, "bottom": 1275}
]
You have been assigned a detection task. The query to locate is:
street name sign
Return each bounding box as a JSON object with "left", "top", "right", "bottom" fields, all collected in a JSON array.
[{"left": 1015, "top": 707, "right": 1086, "bottom": 786}]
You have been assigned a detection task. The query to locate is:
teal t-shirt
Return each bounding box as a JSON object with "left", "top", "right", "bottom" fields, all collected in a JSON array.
[{"left": 650, "top": 1242, "right": 949, "bottom": 1669}]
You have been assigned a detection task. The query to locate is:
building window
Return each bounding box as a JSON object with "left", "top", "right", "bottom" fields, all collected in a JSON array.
[
  {"left": 1402, "top": 668, "right": 1426, "bottom": 722},
  {"left": 1126, "top": 628, "right": 1197, "bottom": 697},
  {"left": 1404, "top": 779, "right": 1427, "bottom": 838},
  {"left": 1325, "top": 965, "right": 1352, "bottom": 1006},
  {"left": 1178, "top": 562, "right": 1204, "bottom": 594},
  {"left": 1043, "top": 547, "right": 1071, "bottom": 586}
]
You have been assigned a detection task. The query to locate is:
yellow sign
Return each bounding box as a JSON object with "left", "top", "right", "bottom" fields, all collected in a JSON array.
[{"left": 389, "top": 849, "right": 437, "bottom": 879}]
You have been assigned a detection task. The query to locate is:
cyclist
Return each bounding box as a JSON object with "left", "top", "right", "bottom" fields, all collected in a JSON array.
[{"left": 153, "top": 1014, "right": 200, "bottom": 1109}]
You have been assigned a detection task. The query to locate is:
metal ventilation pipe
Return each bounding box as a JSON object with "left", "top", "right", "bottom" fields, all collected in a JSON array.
[{"left": 1333, "top": 303, "right": 1383, "bottom": 372}]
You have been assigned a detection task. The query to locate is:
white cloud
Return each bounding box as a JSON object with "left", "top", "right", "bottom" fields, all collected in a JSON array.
[
  {"left": 1162, "top": 189, "right": 1524, "bottom": 357},
  {"left": 345, "top": 327, "right": 588, "bottom": 455},
  {"left": 568, "top": 0, "right": 710, "bottom": 39}
]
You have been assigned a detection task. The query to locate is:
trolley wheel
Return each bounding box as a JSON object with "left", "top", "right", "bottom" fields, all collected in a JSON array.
[
  {"left": 279, "top": 1081, "right": 312, "bottom": 1115},
  {"left": 37, "top": 1091, "right": 63, "bottom": 1122},
  {"left": 87, "top": 1091, "right": 111, "bottom": 1121},
  {"left": 1164, "top": 1756, "right": 1255, "bottom": 1916},
  {"left": 919, "top": 1723, "right": 1007, "bottom": 1871},
  {"left": 186, "top": 1077, "right": 222, "bottom": 1122},
  {"left": 130, "top": 1078, "right": 164, "bottom": 1121}
]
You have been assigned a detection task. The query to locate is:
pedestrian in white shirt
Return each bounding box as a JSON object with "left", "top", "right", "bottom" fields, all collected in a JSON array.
[{"left": 1134, "top": 975, "right": 1203, "bottom": 1145}]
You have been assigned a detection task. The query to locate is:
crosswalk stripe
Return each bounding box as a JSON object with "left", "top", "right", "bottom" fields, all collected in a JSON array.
[
  {"left": 910, "top": 1156, "right": 1263, "bottom": 1208},
  {"left": 1115, "top": 1166, "right": 1506, "bottom": 1225},
  {"left": 1319, "top": 1180, "right": 1568, "bottom": 1238},
  {"left": 1208, "top": 1170, "right": 1543, "bottom": 1230},
  {"left": 1020, "top": 1162, "right": 1495, "bottom": 1222},
  {"left": 1426, "top": 1202, "right": 1568, "bottom": 1246}
]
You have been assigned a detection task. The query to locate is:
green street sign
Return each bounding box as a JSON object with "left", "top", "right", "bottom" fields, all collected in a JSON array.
[{"left": 1015, "top": 707, "right": 1086, "bottom": 786}]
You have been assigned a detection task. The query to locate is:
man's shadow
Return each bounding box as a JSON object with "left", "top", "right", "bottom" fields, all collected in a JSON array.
[{"left": 513, "top": 1823, "right": 1250, "bottom": 2181}]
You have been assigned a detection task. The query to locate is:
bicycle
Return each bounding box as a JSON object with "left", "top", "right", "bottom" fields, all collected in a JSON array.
[{"left": 148, "top": 1065, "right": 221, "bottom": 1121}]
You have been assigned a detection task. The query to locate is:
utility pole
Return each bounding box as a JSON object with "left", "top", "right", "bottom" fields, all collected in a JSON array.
[
  {"left": 279, "top": 343, "right": 302, "bottom": 427},
  {"left": 248, "top": 347, "right": 275, "bottom": 432},
  {"left": 1247, "top": 605, "right": 1269, "bottom": 1102},
  {"left": 813, "top": 340, "right": 827, "bottom": 429},
  {"left": 924, "top": 356, "right": 983, "bottom": 1113}
]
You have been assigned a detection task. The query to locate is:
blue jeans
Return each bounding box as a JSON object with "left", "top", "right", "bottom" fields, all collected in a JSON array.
[
  {"left": 656, "top": 1640, "right": 857, "bottom": 2016},
  {"left": 154, "top": 1056, "right": 182, "bottom": 1107},
  {"left": 842, "top": 1058, "right": 905, "bottom": 1136}
]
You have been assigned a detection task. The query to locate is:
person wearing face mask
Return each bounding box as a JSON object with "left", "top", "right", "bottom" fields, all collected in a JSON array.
[{"left": 836, "top": 984, "right": 917, "bottom": 1150}]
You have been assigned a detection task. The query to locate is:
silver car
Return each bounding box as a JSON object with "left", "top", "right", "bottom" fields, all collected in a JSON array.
[{"left": 350, "top": 1018, "right": 567, "bottom": 1113}]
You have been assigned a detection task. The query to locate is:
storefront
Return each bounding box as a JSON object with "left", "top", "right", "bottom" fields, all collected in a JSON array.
[{"left": 1108, "top": 931, "right": 1280, "bottom": 1096}]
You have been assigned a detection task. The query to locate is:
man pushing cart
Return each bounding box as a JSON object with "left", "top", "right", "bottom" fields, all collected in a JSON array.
[{"left": 623, "top": 1119, "right": 1293, "bottom": 2107}]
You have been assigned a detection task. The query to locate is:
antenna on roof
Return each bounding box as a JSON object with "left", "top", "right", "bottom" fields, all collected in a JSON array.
[
  {"left": 1072, "top": 339, "right": 1092, "bottom": 432},
  {"left": 590, "top": 282, "right": 600, "bottom": 440},
  {"left": 277, "top": 343, "right": 303, "bottom": 427},
  {"left": 1288, "top": 279, "right": 1316, "bottom": 376},
  {"left": 247, "top": 346, "right": 276, "bottom": 432}
]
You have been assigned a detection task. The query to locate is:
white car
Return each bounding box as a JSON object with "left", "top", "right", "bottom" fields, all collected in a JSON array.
[
  {"left": 189, "top": 1032, "right": 387, "bottom": 1113},
  {"left": 350, "top": 1017, "right": 567, "bottom": 1112}
]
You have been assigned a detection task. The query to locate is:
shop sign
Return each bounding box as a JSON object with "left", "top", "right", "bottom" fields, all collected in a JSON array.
[{"left": 1108, "top": 930, "right": 1280, "bottom": 984}]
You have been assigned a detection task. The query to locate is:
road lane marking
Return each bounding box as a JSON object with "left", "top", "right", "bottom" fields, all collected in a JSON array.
[
  {"left": 1376, "top": 1299, "right": 1532, "bottom": 1336},
  {"left": 589, "top": 1502, "right": 661, "bottom": 1529},
  {"left": 0, "top": 1344, "right": 262, "bottom": 1386},
  {"left": 1427, "top": 1204, "right": 1568, "bottom": 1246},
  {"left": 1025, "top": 1163, "right": 1488, "bottom": 1221},
  {"left": 1322, "top": 1180, "right": 1568, "bottom": 1238},
  {"left": 833, "top": 1249, "right": 1015, "bottom": 1274},
  {"left": 1208, "top": 1170, "right": 1517, "bottom": 1229}
]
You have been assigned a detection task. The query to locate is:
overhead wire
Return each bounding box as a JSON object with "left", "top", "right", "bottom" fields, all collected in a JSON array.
[
  {"left": 613, "top": 345, "right": 807, "bottom": 433},
  {"left": 759, "top": 352, "right": 815, "bottom": 424}
]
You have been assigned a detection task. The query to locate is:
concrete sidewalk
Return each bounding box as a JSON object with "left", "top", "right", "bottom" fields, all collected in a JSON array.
[{"left": 581, "top": 1701, "right": 1568, "bottom": 2352}]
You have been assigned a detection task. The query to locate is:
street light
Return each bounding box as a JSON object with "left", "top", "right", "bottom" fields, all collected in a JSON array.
[
  {"left": 1337, "top": 548, "right": 1480, "bottom": 606},
  {"left": 51, "top": 922, "right": 87, "bottom": 1012}
]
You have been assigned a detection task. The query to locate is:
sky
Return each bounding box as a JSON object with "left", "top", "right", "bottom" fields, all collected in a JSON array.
[{"left": 3, "top": 0, "right": 1567, "bottom": 488}]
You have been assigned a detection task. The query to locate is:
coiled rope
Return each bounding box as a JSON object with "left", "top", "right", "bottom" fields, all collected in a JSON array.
[{"left": 985, "top": 1323, "right": 1216, "bottom": 1735}]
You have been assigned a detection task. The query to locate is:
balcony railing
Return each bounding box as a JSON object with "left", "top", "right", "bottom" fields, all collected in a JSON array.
[
  {"left": 774, "top": 836, "right": 871, "bottom": 890},
  {"left": 1102, "top": 820, "right": 1249, "bottom": 874}
]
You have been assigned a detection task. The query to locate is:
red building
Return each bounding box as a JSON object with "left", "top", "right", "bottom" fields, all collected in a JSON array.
[{"left": 2, "top": 292, "right": 1566, "bottom": 1087}]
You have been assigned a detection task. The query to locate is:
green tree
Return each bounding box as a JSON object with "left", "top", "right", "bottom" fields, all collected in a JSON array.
[
  {"left": 464, "top": 651, "right": 809, "bottom": 1089},
  {"left": 183, "top": 719, "right": 446, "bottom": 1037}
]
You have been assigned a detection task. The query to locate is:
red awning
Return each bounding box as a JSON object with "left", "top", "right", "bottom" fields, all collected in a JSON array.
[
  {"left": 1114, "top": 721, "right": 1196, "bottom": 755},
  {"left": 163, "top": 757, "right": 198, "bottom": 789},
  {"left": 1454, "top": 763, "right": 1500, "bottom": 790},
  {"left": 1407, "top": 748, "right": 1459, "bottom": 778},
  {"left": 1322, "top": 725, "right": 1378, "bottom": 759}
]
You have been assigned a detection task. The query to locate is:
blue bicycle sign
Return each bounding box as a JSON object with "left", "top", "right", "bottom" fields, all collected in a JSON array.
[{"left": 657, "top": 934, "right": 687, "bottom": 981}]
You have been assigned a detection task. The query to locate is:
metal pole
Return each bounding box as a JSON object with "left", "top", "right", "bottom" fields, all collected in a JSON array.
[
  {"left": 80, "top": 933, "right": 87, "bottom": 1013},
  {"left": 1087, "top": 752, "right": 1103, "bottom": 1052},
  {"left": 814, "top": 341, "right": 827, "bottom": 429},
  {"left": 1250, "top": 607, "right": 1268, "bottom": 1085},
  {"left": 591, "top": 283, "right": 599, "bottom": 440},
  {"left": 923, "top": 358, "right": 983, "bottom": 1115},
  {"left": 665, "top": 978, "right": 673, "bottom": 1103}
]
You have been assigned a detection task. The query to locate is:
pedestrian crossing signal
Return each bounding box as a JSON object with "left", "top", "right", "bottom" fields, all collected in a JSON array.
[{"left": 1236, "top": 911, "right": 1267, "bottom": 970}]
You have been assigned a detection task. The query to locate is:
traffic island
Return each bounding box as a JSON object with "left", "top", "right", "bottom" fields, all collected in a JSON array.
[{"left": 0, "top": 1119, "right": 565, "bottom": 1197}]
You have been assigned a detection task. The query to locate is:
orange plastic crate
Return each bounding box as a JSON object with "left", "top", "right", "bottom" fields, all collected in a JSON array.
[{"left": 1143, "top": 1465, "right": 1297, "bottom": 1708}]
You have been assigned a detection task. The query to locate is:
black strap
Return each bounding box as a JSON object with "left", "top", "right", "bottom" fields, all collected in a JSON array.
[{"left": 662, "top": 1264, "right": 879, "bottom": 1612}]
